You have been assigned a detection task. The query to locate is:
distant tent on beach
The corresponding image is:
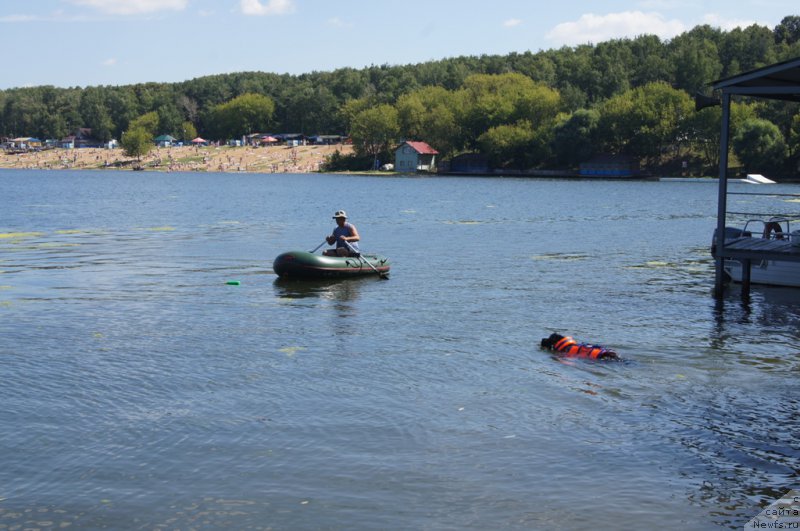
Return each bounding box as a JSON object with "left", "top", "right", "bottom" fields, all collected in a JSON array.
[
  {"left": 260, "top": 135, "right": 278, "bottom": 144},
  {"left": 154, "top": 134, "right": 176, "bottom": 147},
  {"left": 191, "top": 137, "right": 208, "bottom": 145}
]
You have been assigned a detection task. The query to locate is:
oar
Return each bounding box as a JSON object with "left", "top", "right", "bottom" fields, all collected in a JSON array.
[
  {"left": 344, "top": 240, "right": 389, "bottom": 280},
  {"left": 309, "top": 240, "right": 327, "bottom": 253}
]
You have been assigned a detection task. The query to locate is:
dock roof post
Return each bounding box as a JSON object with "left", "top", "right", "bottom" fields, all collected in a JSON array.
[{"left": 714, "top": 93, "right": 731, "bottom": 297}]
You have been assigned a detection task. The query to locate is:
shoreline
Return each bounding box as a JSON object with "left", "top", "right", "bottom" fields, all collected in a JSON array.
[
  {"left": 4, "top": 147, "right": 797, "bottom": 182},
  {"left": 0, "top": 144, "right": 354, "bottom": 174}
]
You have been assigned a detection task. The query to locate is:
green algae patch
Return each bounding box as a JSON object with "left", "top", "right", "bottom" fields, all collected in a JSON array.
[{"left": 0, "top": 232, "right": 43, "bottom": 240}]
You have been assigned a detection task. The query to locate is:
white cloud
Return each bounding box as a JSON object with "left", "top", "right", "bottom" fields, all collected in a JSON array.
[
  {"left": 69, "top": 0, "right": 188, "bottom": 15},
  {"left": 503, "top": 18, "right": 522, "bottom": 28},
  {"left": 240, "top": 0, "right": 295, "bottom": 16},
  {"left": 102, "top": 58, "right": 118, "bottom": 66},
  {"left": 546, "top": 11, "right": 685, "bottom": 46},
  {"left": 699, "top": 13, "right": 758, "bottom": 31}
]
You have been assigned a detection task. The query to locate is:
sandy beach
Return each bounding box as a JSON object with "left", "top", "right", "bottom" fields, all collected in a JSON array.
[{"left": 0, "top": 143, "right": 355, "bottom": 173}]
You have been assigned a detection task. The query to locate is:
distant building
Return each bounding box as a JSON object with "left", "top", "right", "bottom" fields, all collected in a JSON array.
[
  {"left": 395, "top": 141, "right": 439, "bottom": 173},
  {"left": 579, "top": 154, "right": 640, "bottom": 177},
  {"left": 62, "top": 128, "right": 102, "bottom": 149},
  {"left": 308, "top": 135, "right": 344, "bottom": 145},
  {"left": 9, "top": 137, "right": 42, "bottom": 149},
  {"left": 445, "top": 153, "right": 490, "bottom": 174},
  {"left": 274, "top": 133, "right": 306, "bottom": 146}
]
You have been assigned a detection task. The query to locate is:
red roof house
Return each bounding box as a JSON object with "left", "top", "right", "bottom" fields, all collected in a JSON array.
[{"left": 394, "top": 141, "right": 439, "bottom": 173}]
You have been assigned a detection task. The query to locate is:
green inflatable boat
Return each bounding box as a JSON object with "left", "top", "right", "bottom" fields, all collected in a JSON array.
[{"left": 273, "top": 250, "right": 390, "bottom": 279}]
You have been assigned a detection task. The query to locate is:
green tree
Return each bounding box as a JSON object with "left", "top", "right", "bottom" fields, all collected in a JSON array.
[
  {"left": 157, "top": 103, "right": 184, "bottom": 137},
  {"left": 78, "top": 87, "right": 114, "bottom": 142},
  {"left": 339, "top": 97, "right": 376, "bottom": 136},
  {"left": 208, "top": 93, "right": 275, "bottom": 139},
  {"left": 732, "top": 118, "right": 788, "bottom": 173},
  {"left": 669, "top": 28, "right": 724, "bottom": 94},
  {"left": 106, "top": 88, "right": 139, "bottom": 139},
  {"left": 628, "top": 35, "right": 670, "bottom": 87},
  {"left": 129, "top": 111, "right": 159, "bottom": 135},
  {"left": 789, "top": 112, "right": 800, "bottom": 159},
  {"left": 720, "top": 25, "right": 777, "bottom": 75},
  {"left": 507, "top": 51, "right": 557, "bottom": 86},
  {"left": 591, "top": 40, "right": 632, "bottom": 100},
  {"left": 775, "top": 16, "right": 800, "bottom": 45},
  {"left": 180, "top": 121, "right": 197, "bottom": 143},
  {"left": 549, "top": 45, "right": 594, "bottom": 103},
  {"left": 350, "top": 104, "right": 399, "bottom": 161},
  {"left": 477, "top": 121, "right": 536, "bottom": 169},
  {"left": 121, "top": 127, "right": 153, "bottom": 161},
  {"left": 685, "top": 101, "right": 758, "bottom": 171},
  {"left": 4, "top": 91, "right": 46, "bottom": 138},
  {"left": 177, "top": 95, "right": 200, "bottom": 124},
  {"left": 552, "top": 109, "right": 600, "bottom": 166},
  {"left": 328, "top": 67, "right": 370, "bottom": 101},
  {"left": 280, "top": 82, "right": 340, "bottom": 133},
  {"left": 598, "top": 82, "right": 692, "bottom": 164},
  {"left": 459, "top": 73, "right": 560, "bottom": 150},
  {"left": 396, "top": 86, "right": 461, "bottom": 156}
]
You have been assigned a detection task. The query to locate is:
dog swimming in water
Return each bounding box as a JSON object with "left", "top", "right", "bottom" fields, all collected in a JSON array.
[{"left": 540, "top": 333, "right": 619, "bottom": 361}]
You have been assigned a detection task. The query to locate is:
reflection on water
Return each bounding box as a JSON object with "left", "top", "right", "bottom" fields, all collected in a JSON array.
[
  {"left": 714, "top": 285, "right": 800, "bottom": 331},
  {"left": 273, "top": 277, "right": 365, "bottom": 302}
]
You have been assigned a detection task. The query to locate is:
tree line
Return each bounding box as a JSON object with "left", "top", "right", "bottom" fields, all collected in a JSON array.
[{"left": 2, "top": 16, "right": 800, "bottom": 173}]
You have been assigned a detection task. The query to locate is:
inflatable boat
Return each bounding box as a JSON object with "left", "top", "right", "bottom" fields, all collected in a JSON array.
[{"left": 273, "top": 250, "right": 390, "bottom": 279}]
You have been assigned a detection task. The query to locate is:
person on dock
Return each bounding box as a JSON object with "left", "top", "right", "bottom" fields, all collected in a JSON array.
[{"left": 324, "top": 210, "right": 360, "bottom": 256}]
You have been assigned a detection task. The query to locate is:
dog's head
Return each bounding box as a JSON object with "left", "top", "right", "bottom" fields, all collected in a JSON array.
[
  {"left": 540, "top": 333, "right": 564, "bottom": 349},
  {"left": 597, "top": 350, "right": 619, "bottom": 361}
]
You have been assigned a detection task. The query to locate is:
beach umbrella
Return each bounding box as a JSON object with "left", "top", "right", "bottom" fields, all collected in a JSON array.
[{"left": 191, "top": 137, "right": 207, "bottom": 144}]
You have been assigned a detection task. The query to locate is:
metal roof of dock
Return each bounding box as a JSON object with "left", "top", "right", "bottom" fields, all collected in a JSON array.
[{"left": 711, "top": 56, "right": 800, "bottom": 102}]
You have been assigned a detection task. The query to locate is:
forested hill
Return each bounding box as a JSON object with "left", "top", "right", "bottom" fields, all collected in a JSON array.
[{"left": 2, "top": 16, "right": 800, "bottom": 173}]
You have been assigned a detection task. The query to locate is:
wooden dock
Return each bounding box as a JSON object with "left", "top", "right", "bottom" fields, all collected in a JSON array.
[
  {"left": 718, "top": 237, "right": 800, "bottom": 294},
  {"left": 722, "top": 237, "right": 800, "bottom": 263}
]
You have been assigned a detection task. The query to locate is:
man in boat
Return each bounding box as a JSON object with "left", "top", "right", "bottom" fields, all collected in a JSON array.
[{"left": 324, "top": 210, "right": 361, "bottom": 257}]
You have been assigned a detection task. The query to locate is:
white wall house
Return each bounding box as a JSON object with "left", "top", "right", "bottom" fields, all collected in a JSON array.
[{"left": 394, "top": 141, "right": 439, "bottom": 173}]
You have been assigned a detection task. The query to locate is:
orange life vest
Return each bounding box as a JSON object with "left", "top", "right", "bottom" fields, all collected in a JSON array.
[{"left": 551, "top": 336, "right": 615, "bottom": 360}]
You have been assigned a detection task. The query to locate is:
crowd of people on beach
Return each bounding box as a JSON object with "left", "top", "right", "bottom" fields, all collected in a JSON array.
[{"left": 0, "top": 143, "right": 351, "bottom": 173}]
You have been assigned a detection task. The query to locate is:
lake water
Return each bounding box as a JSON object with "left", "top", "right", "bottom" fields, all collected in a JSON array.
[{"left": 0, "top": 169, "right": 798, "bottom": 530}]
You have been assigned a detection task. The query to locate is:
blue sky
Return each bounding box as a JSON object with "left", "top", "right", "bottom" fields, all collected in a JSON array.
[{"left": 0, "top": 0, "right": 796, "bottom": 89}]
